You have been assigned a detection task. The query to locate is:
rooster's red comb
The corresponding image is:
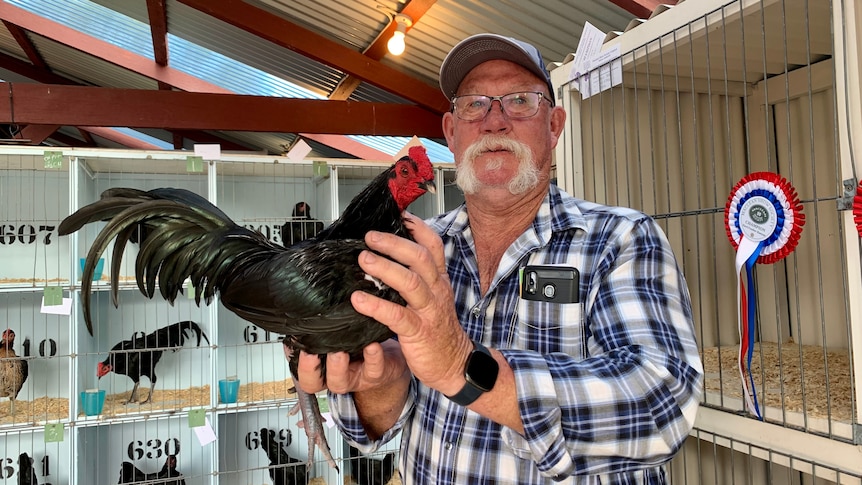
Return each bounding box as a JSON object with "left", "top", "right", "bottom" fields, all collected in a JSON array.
[{"left": 407, "top": 145, "right": 433, "bottom": 181}]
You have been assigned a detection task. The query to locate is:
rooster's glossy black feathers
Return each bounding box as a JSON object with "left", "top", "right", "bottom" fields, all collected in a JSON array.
[{"left": 58, "top": 145, "right": 436, "bottom": 470}]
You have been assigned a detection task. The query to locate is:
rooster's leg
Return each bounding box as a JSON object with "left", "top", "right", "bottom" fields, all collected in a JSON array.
[
  {"left": 126, "top": 381, "right": 140, "bottom": 404},
  {"left": 289, "top": 383, "right": 339, "bottom": 471},
  {"left": 140, "top": 378, "right": 155, "bottom": 404},
  {"left": 282, "top": 341, "right": 339, "bottom": 471}
]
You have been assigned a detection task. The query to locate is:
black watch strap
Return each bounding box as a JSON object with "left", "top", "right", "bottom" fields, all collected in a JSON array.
[{"left": 446, "top": 341, "right": 498, "bottom": 406}]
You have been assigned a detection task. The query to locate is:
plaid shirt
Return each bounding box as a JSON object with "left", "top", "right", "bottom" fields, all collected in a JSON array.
[{"left": 330, "top": 184, "right": 703, "bottom": 484}]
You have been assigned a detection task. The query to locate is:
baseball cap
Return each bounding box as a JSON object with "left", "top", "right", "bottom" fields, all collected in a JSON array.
[{"left": 439, "top": 33, "right": 555, "bottom": 104}]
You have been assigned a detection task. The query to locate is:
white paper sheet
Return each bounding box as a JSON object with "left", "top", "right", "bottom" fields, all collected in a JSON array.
[{"left": 41, "top": 297, "right": 72, "bottom": 315}]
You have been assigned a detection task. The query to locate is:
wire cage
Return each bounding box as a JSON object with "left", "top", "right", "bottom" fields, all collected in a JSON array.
[
  {"left": 0, "top": 146, "right": 461, "bottom": 484},
  {"left": 551, "top": 0, "right": 861, "bottom": 482}
]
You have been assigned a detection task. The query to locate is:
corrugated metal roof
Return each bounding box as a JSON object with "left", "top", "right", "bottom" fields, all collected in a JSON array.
[{"left": 0, "top": 0, "right": 636, "bottom": 159}]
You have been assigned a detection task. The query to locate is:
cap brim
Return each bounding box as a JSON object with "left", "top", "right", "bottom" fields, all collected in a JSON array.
[{"left": 439, "top": 33, "right": 554, "bottom": 102}]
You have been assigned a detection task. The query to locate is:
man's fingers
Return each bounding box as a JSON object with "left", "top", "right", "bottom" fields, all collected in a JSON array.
[
  {"left": 351, "top": 290, "right": 418, "bottom": 338},
  {"left": 403, "top": 213, "right": 447, "bottom": 274},
  {"left": 323, "top": 351, "right": 351, "bottom": 394},
  {"left": 296, "top": 351, "right": 325, "bottom": 393},
  {"left": 358, "top": 250, "right": 434, "bottom": 310},
  {"left": 361, "top": 342, "right": 386, "bottom": 382},
  {"left": 365, "top": 228, "right": 444, "bottom": 291}
]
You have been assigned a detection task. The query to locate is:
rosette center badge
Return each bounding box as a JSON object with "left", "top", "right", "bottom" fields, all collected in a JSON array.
[{"left": 739, "top": 197, "right": 777, "bottom": 242}]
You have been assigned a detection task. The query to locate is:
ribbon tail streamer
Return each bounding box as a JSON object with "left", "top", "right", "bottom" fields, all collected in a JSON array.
[{"left": 734, "top": 236, "right": 763, "bottom": 419}]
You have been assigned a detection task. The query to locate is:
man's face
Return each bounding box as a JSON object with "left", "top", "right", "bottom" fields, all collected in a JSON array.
[{"left": 442, "top": 60, "right": 565, "bottom": 196}]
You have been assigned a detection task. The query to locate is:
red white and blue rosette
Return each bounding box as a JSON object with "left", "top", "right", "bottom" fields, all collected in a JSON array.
[
  {"left": 724, "top": 172, "right": 805, "bottom": 419},
  {"left": 853, "top": 181, "right": 862, "bottom": 238}
]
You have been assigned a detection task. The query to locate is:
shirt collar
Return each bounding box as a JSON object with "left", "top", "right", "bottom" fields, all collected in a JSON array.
[{"left": 435, "top": 183, "right": 587, "bottom": 243}]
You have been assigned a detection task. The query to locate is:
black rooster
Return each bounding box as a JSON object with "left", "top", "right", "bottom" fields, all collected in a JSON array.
[
  {"left": 98, "top": 321, "right": 210, "bottom": 404},
  {"left": 17, "top": 452, "right": 36, "bottom": 485},
  {"left": 260, "top": 428, "right": 308, "bottom": 485},
  {"left": 58, "top": 146, "right": 435, "bottom": 469},
  {"left": 348, "top": 445, "right": 396, "bottom": 485},
  {"left": 118, "top": 455, "right": 185, "bottom": 485}
]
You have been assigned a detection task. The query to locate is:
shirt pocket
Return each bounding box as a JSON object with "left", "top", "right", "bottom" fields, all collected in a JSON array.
[{"left": 513, "top": 297, "right": 586, "bottom": 359}]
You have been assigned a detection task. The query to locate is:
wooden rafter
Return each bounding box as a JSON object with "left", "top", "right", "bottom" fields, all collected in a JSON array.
[
  {"left": 606, "top": 0, "right": 677, "bottom": 19},
  {"left": 177, "top": 0, "right": 449, "bottom": 114},
  {"left": 330, "top": 0, "right": 437, "bottom": 101},
  {"left": 0, "top": 83, "right": 444, "bottom": 138},
  {"left": 2, "top": 20, "right": 46, "bottom": 69},
  {"left": 146, "top": 0, "right": 169, "bottom": 67},
  {"left": 0, "top": 2, "right": 229, "bottom": 93}
]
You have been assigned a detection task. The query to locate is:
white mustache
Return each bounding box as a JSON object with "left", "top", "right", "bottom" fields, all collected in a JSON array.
[{"left": 456, "top": 136, "right": 539, "bottom": 195}]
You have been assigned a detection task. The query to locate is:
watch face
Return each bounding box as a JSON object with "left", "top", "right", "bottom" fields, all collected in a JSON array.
[{"left": 466, "top": 349, "right": 499, "bottom": 392}]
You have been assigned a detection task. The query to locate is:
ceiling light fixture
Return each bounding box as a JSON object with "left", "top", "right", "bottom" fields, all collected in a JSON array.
[{"left": 387, "top": 14, "right": 413, "bottom": 56}]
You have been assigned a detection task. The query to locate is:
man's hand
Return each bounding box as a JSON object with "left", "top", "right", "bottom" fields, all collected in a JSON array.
[
  {"left": 294, "top": 339, "right": 412, "bottom": 439},
  {"left": 351, "top": 213, "right": 474, "bottom": 398},
  {"left": 295, "top": 339, "right": 408, "bottom": 395}
]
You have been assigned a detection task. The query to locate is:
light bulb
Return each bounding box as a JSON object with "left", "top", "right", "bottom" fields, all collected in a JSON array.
[
  {"left": 387, "top": 14, "right": 412, "bottom": 56},
  {"left": 387, "top": 30, "right": 406, "bottom": 56}
]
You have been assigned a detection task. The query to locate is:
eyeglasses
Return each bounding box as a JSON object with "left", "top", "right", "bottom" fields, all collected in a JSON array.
[{"left": 450, "top": 92, "right": 553, "bottom": 122}]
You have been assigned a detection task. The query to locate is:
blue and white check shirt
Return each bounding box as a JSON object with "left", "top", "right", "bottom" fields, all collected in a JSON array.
[{"left": 329, "top": 184, "right": 703, "bottom": 484}]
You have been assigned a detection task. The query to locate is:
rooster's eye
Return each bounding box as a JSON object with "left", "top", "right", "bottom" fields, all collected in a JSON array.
[{"left": 400, "top": 167, "right": 409, "bottom": 177}]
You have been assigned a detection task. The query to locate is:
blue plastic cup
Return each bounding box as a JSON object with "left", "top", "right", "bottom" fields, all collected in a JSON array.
[
  {"left": 219, "top": 378, "right": 240, "bottom": 404},
  {"left": 79, "top": 258, "right": 105, "bottom": 280},
  {"left": 81, "top": 389, "right": 106, "bottom": 416}
]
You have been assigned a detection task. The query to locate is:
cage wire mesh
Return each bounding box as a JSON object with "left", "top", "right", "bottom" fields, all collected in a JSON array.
[
  {"left": 74, "top": 153, "right": 213, "bottom": 484},
  {"left": 0, "top": 151, "right": 71, "bottom": 484},
  {"left": 215, "top": 157, "right": 336, "bottom": 484},
  {"left": 553, "top": 0, "right": 860, "bottom": 482},
  {"left": 0, "top": 141, "right": 459, "bottom": 484},
  {"left": 668, "top": 430, "right": 862, "bottom": 484}
]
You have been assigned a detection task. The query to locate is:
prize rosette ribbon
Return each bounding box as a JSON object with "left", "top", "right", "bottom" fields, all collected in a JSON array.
[
  {"left": 724, "top": 172, "right": 805, "bottom": 419},
  {"left": 853, "top": 181, "right": 862, "bottom": 238}
]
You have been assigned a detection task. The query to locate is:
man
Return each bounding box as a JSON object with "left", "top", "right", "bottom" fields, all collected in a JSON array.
[
  {"left": 282, "top": 201, "right": 323, "bottom": 247},
  {"left": 297, "top": 33, "right": 703, "bottom": 484}
]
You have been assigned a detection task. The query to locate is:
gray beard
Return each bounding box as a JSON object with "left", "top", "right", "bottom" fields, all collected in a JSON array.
[{"left": 456, "top": 135, "right": 540, "bottom": 195}]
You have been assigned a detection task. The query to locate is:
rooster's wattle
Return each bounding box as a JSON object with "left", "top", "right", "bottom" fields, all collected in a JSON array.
[{"left": 58, "top": 146, "right": 435, "bottom": 471}]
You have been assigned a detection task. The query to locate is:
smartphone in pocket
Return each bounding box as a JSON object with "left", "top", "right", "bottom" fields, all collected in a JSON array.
[{"left": 519, "top": 265, "right": 579, "bottom": 303}]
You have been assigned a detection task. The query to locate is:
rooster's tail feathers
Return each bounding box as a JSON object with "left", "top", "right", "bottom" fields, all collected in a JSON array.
[
  {"left": 76, "top": 200, "right": 222, "bottom": 334},
  {"left": 149, "top": 321, "right": 210, "bottom": 350},
  {"left": 57, "top": 191, "right": 152, "bottom": 236},
  {"left": 61, "top": 187, "right": 285, "bottom": 335}
]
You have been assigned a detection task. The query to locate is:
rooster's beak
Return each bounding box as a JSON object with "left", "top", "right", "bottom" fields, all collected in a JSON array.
[{"left": 421, "top": 180, "right": 437, "bottom": 194}]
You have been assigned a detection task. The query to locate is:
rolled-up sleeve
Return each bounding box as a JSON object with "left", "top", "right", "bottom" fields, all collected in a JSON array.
[{"left": 327, "top": 378, "right": 417, "bottom": 453}]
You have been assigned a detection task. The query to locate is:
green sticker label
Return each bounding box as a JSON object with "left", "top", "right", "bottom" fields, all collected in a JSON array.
[
  {"left": 43, "top": 151, "right": 63, "bottom": 169},
  {"left": 43, "top": 286, "right": 62, "bottom": 306},
  {"left": 44, "top": 423, "right": 64, "bottom": 442},
  {"left": 186, "top": 156, "right": 204, "bottom": 173},
  {"left": 317, "top": 395, "right": 329, "bottom": 413},
  {"left": 188, "top": 408, "right": 206, "bottom": 428},
  {"left": 313, "top": 160, "right": 329, "bottom": 177}
]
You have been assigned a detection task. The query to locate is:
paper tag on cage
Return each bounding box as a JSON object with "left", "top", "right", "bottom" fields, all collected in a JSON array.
[
  {"left": 44, "top": 423, "right": 64, "bottom": 442},
  {"left": 317, "top": 395, "right": 329, "bottom": 413},
  {"left": 42, "top": 286, "right": 62, "bottom": 306},
  {"left": 43, "top": 150, "right": 63, "bottom": 169},
  {"left": 186, "top": 156, "right": 204, "bottom": 172},
  {"left": 313, "top": 160, "right": 329, "bottom": 178},
  {"left": 193, "top": 418, "right": 217, "bottom": 446},
  {"left": 188, "top": 408, "right": 206, "bottom": 428}
]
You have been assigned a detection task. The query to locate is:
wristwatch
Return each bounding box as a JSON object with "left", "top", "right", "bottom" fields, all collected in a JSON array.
[{"left": 446, "top": 340, "right": 499, "bottom": 406}]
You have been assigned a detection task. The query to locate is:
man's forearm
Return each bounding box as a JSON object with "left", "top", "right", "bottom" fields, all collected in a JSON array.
[{"left": 353, "top": 367, "right": 412, "bottom": 440}]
